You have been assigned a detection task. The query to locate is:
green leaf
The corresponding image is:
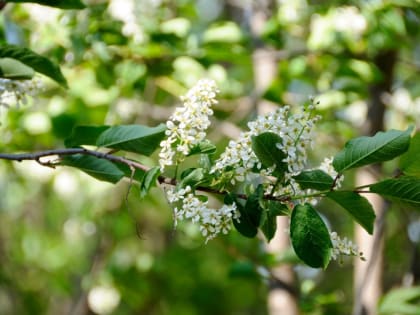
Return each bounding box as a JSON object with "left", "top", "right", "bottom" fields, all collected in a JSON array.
[
  {"left": 6, "top": 0, "right": 86, "bottom": 9},
  {"left": 260, "top": 201, "right": 290, "bottom": 241},
  {"left": 0, "top": 45, "right": 67, "bottom": 86},
  {"left": 140, "top": 167, "right": 161, "bottom": 198},
  {"left": 64, "top": 125, "right": 110, "bottom": 148},
  {"left": 293, "top": 170, "right": 334, "bottom": 191},
  {"left": 187, "top": 140, "right": 216, "bottom": 156},
  {"left": 266, "top": 200, "right": 290, "bottom": 216},
  {"left": 327, "top": 191, "right": 376, "bottom": 234},
  {"left": 179, "top": 168, "right": 205, "bottom": 188},
  {"left": 290, "top": 203, "right": 332, "bottom": 268},
  {"left": 379, "top": 286, "right": 420, "bottom": 315},
  {"left": 231, "top": 185, "right": 264, "bottom": 238},
  {"left": 261, "top": 212, "right": 277, "bottom": 242},
  {"left": 0, "top": 58, "right": 34, "bottom": 79},
  {"left": 369, "top": 177, "right": 420, "bottom": 210},
  {"left": 251, "top": 132, "right": 287, "bottom": 178},
  {"left": 333, "top": 127, "right": 413, "bottom": 173},
  {"left": 96, "top": 124, "right": 166, "bottom": 156},
  {"left": 400, "top": 133, "right": 420, "bottom": 177},
  {"left": 60, "top": 155, "right": 124, "bottom": 183}
]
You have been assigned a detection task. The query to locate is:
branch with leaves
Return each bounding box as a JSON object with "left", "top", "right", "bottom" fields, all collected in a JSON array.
[{"left": 1, "top": 78, "right": 419, "bottom": 269}]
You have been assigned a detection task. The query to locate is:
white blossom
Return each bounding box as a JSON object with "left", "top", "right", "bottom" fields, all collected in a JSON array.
[
  {"left": 159, "top": 79, "right": 219, "bottom": 171},
  {"left": 330, "top": 231, "right": 364, "bottom": 262},
  {"left": 210, "top": 105, "right": 320, "bottom": 192},
  {"left": 319, "top": 156, "right": 344, "bottom": 188},
  {"left": 165, "top": 185, "right": 240, "bottom": 242},
  {"left": 0, "top": 77, "right": 42, "bottom": 111}
]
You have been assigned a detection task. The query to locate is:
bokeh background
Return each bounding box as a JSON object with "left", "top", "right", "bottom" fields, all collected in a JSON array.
[{"left": 0, "top": 1, "right": 419, "bottom": 314}]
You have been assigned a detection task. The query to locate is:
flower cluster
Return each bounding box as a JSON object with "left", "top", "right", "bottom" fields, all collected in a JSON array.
[
  {"left": 210, "top": 105, "right": 320, "bottom": 188},
  {"left": 166, "top": 185, "right": 240, "bottom": 242},
  {"left": 330, "top": 231, "right": 364, "bottom": 262},
  {"left": 0, "top": 78, "right": 42, "bottom": 112},
  {"left": 159, "top": 79, "right": 219, "bottom": 171}
]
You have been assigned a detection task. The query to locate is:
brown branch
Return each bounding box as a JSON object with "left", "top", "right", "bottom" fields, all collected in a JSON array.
[{"left": 0, "top": 148, "right": 150, "bottom": 171}]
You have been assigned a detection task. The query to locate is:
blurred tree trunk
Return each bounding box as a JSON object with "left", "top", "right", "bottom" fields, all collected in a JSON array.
[
  {"left": 248, "top": 1, "right": 300, "bottom": 314},
  {"left": 353, "top": 50, "right": 397, "bottom": 315}
]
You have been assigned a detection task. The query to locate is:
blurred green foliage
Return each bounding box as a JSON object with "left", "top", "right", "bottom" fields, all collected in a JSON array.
[{"left": 0, "top": 0, "right": 419, "bottom": 314}]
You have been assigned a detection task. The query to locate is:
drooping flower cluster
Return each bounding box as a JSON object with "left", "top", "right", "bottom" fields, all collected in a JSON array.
[
  {"left": 330, "top": 231, "right": 364, "bottom": 262},
  {"left": 0, "top": 78, "right": 42, "bottom": 110},
  {"left": 159, "top": 79, "right": 219, "bottom": 171},
  {"left": 166, "top": 185, "right": 240, "bottom": 242},
  {"left": 210, "top": 105, "right": 320, "bottom": 188}
]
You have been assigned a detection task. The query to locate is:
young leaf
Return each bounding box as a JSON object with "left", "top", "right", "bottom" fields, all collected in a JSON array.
[
  {"left": 0, "top": 45, "right": 67, "bottom": 87},
  {"left": 400, "top": 133, "right": 420, "bottom": 177},
  {"left": 333, "top": 127, "right": 413, "bottom": 173},
  {"left": 179, "top": 168, "right": 205, "bottom": 188},
  {"left": 369, "top": 177, "right": 420, "bottom": 210},
  {"left": 6, "top": 0, "right": 86, "bottom": 9},
  {"left": 293, "top": 170, "right": 334, "bottom": 191},
  {"left": 327, "top": 191, "right": 376, "bottom": 234},
  {"left": 0, "top": 58, "right": 35, "bottom": 79},
  {"left": 290, "top": 203, "right": 332, "bottom": 268},
  {"left": 60, "top": 155, "right": 124, "bottom": 183},
  {"left": 140, "top": 167, "right": 161, "bottom": 198},
  {"left": 187, "top": 140, "right": 216, "bottom": 156},
  {"left": 64, "top": 125, "right": 110, "bottom": 147},
  {"left": 96, "top": 124, "right": 166, "bottom": 156},
  {"left": 251, "top": 132, "right": 287, "bottom": 178}
]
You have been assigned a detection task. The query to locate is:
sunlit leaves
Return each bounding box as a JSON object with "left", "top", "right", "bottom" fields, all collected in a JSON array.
[
  {"left": 333, "top": 127, "right": 413, "bottom": 172},
  {"left": 290, "top": 203, "right": 332, "bottom": 268},
  {"left": 0, "top": 45, "right": 67, "bottom": 86}
]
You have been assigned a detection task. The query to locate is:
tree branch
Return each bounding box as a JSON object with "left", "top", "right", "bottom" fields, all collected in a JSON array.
[
  {"left": 0, "top": 147, "right": 295, "bottom": 203},
  {"left": 0, "top": 148, "right": 151, "bottom": 171}
]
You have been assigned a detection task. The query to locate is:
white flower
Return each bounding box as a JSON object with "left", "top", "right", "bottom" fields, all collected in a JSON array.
[
  {"left": 0, "top": 77, "right": 42, "bottom": 111},
  {"left": 319, "top": 157, "right": 344, "bottom": 188},
  {"left": 159, "top": 79, "right": 219, "bottom": 171},
  {"left": 330, "top": 231, "right": 364, "bottom": 262},
  {"left": 165, "top": 185, "right": 240, "bottom": 242},
  {"left": 211, "top": 105, "right": 320, "bottom": 193}
]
